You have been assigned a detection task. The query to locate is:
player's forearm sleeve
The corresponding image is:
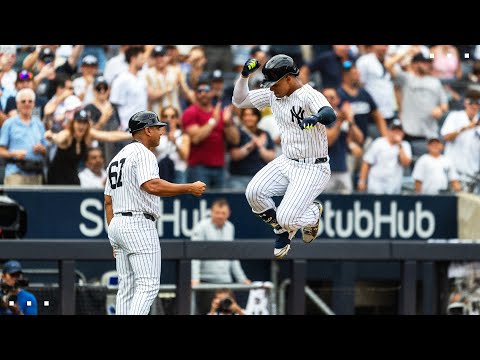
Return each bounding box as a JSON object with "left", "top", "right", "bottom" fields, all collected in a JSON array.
[
  {"left": 315, "top": 106, "right": 336, "bottom": 126},
  {"left": 232, "top": 76, "right": 253, "bottom": 107}
]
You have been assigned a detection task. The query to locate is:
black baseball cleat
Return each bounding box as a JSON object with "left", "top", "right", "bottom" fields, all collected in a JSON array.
[
  {"left": 274, "top": 231, "right": 291, "bottom": 259},
  {"left": 302, "top": 200, "right": 323, "bottom": 243}
]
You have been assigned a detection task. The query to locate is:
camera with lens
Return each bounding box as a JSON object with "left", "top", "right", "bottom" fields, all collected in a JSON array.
[
  {"left": 1, "top": 277, "right": 29, "bottom": 294},
  {"left": 217, "top": 297, "right": 233, "bottom": 313}
]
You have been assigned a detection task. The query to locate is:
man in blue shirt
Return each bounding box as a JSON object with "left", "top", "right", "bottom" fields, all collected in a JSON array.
[{"left": 0, "top": 260, "right": 38, "bottom": 315}]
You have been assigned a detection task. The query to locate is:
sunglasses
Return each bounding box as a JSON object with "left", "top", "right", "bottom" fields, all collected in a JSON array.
[
  {"left": 467, "top": 98, "right": 480, "bottom": 105},
  {"left": 18, "top": 71, "right": 33, "bottom": 81},
  {"left": 20, "top": 99, "right": 34, "bottom": 104},
  {"left": 196, "top": 86, "right": 211, "bottom": 93},
  {"left": 96, "top": 86, "right": 108, "bottom": 92}
]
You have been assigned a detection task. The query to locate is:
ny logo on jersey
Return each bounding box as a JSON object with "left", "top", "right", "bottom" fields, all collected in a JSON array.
[{"left": 290, "top": 106, "right": 305, "bottom": 128}]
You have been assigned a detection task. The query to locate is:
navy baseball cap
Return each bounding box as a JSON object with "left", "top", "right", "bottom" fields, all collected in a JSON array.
[
  {"left": 151, "top": 45, "right": 167, "bottom": 57},
  {"left": 3, "top": 260, "right": 23, "bottom": 274},
  {"left": 74, "top": 109, "right": 90, "bottom": 122}
]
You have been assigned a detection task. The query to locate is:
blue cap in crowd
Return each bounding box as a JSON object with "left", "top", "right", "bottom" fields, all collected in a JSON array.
[{"left": 2, "top": 260, "right": 23, "bottom": 274}]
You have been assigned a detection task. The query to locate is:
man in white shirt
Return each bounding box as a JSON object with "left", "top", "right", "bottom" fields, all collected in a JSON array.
[
  {"left": 357, "top": 119, "right": 412, "bottom": 194},
  {"left": 412, "top": 137, "right": 461, "bottom": 195},
  {"left": 191, "top": 197, "right": 251, "bottom": 314},
  {"left": 109, "top": 46, "right": 148, "bottom": 132},
  {"left": 78, "top": 148, "right": 107, "bottom": 188},
  {"left": 440, "top": 89, "right": 480, "bottom": 189}
]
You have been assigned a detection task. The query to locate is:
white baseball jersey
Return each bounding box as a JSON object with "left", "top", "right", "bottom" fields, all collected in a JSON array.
[
  {"left": 105, "top": 141, "right": 161, "bottom": 218},
  {"left": 234, "top": 78, "right": 332, "bottom": 237},
  {"left": 104, "top": 140, "right": 162, "bottom": 315},
  {"left": 412, "top": 154, "right": 459, "bottom": 194},
  {"left": 248, "top": 83, "right": 331, "bottom": 160}
]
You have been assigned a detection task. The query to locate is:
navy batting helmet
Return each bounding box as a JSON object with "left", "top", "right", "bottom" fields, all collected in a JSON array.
[
  {"left": 128, "top": 111, "right": 167, "bottom": 134},
  {"left": 260, "top": 54, "right": 299, "bottom": 88}
]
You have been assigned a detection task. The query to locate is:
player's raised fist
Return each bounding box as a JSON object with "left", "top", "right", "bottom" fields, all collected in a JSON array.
[
  {"left": 190, "top": 181, "right": 207, "bottom": 197},
  {"left": 241, "top": 59, "right": 260, "bottom": 77},
  {"left": 301, "top": 114, "right": 320, "bottom": 130}
]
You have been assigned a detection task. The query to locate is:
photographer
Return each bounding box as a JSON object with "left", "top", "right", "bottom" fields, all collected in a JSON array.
[
  {"left": 0, "top": 260, "right": 37, "bottom": 315},
  {"left": 207, "top": 288, "right": 245, "bottom": 316}
]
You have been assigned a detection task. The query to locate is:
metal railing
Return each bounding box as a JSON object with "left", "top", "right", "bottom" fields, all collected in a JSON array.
[{"left": 3, "top": 239, "right": 480, "bottom": 315}]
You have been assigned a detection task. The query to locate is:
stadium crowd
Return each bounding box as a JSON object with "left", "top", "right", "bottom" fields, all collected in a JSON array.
[{"left": 0, "top": 44, "right": 479, "bottom": 195}]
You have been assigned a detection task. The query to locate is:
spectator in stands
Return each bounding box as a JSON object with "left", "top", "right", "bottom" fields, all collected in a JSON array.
[
  {"left": 103, "top": 45, "right": 130, "bottom": 86},
  {"left": 145, "top": 46, "right": 194, "bottom": 118},
  {"left": 184, "top": 46, "right": 208, "bottom": 93},
  {"left": 207, "top": 288, "right": 246, "bottom": 315},
  {"left": 323, "top": 87, "right": 364, "bottom": 194},
  {"left": 191, "top": 198, "right": 251, "bottom": 315},
  {"left": 0, "top": 260, "right": 37, "bottom": 315},
  {"left": 356, "top": 45, "right": 398, "bottom": 125},
  {"left": 337, "top": 59, "right": 388, "bottom": 142},
  {"left": 412, "top": 136, "right": 461, "bottom": 194},
  {"left": 83, "top": 76, "right": 119, "bottom": 164},
  {"left": 26, "top": 45, "right": 84, "bottom": 101},
  {"left": 467, "top": 60, "right": 480, "bottom": 84},
  {"left": 109, "top": 46, "right": 147, "bottom": 132},
  {"left": 78, "top": 147, "right": 107, "bottom": 188},
  {"left": 385, "top": 48, "right": 449, "bottom": 158},
  {"left": 4, "top": 70, "right": 47, "bottom": 120},
  {"left": 431, "top": 45, "right": 462, "bottom": 81},
  {"left": 73, "top": 55, "right": 99, "bottom": 105},
  {"left": 357, "top": 119, "right": 412, "bottom": 194},
  {"left": 43, "top": 74, "right": 76, "bottom": 132},
  {"left": 440, "top": 88, "right": 480, "bottom": 190},
  {"left": 0, "top": 88, "right": 48, "bottom": 185},
  {"left": 0, "top": 45, "right": 17, "bottom": 90},
  {"left": 78, "top": 46, "right": 108, "bottom": 73},
  {"left": 227, "top": 108, "right": 276, "bottom": 190},
  {"left": 209, "top": 69, "right": 231, "bottom": 107},
  {"left": 430, "top": 45, "right": 463, "bottom": 107},
  {"left": 83, "top": 76, "right": 117, "bottom": 131},
  {"left": 299, "top": 45, "right": 355, "bottom": 88},
  {"left": 182, "top": 79, "right": 239, "bottom": 189},
  {"left": 0, "top": 64, "right": 13, "bottom": 127},
  {"left": 44, "top": 109, "right": 132, "bottom": 185},
  {"left": 154, "top": 106, "right": 190, "bottom": 184},
  {"left": 203, "top": 45, "right": 233, "bottom": 73}
]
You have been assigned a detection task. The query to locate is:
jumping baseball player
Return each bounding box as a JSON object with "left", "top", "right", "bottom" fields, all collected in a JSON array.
[
  {"left": 104, "top": 110, "right": 206, "bottom": 315},
  {"left": 232, "top": 55, "right": 336, "bottom": 259}
]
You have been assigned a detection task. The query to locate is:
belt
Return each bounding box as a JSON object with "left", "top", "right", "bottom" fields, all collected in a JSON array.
[
  {"left": 117, "top": 212, "right": 156, "bottom": 222},
  {"left": 291, "top": 157, "right": 328, "bottom": 164}
]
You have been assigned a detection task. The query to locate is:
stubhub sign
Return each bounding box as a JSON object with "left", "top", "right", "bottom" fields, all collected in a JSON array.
[{"left": 3, "top": 190, "right": 457, "bottom": 240}]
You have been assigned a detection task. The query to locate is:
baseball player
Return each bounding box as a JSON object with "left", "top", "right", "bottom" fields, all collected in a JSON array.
[
  {"left": 104, "top": 110, "right": 206, "bottom": 315},
  {"left": 232, "top": 55, "right": 336, "bottom": 259}
]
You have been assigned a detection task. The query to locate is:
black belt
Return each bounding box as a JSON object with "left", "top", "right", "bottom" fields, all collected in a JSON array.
[
  {"left": 119, "top": 212, "right": 156, "bottom": 222},
  {"left": 291, "top": 157, "right": 328, "bottom": 164}
]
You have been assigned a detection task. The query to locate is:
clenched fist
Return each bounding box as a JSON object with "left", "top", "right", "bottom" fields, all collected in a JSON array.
[
  {"left": 241, "top": 59, "right": 260, "bottom": 77},
  {"left": 190, "top": 181, "right": 207, "bottom": 197}
]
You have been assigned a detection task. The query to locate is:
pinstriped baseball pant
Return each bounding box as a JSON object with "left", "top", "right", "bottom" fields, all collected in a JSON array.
[
  {"left": 108, "top": 214, "right": 161, "bottom": 315},
  {"left": 245, "top": 154, "right": 331, "bottom": 233}
]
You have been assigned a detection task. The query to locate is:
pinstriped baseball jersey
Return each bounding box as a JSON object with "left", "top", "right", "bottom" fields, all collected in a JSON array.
[
  {"left": 248, "top": 83, "right": 331, "bottom": 159},
  {"left": 104, "top": 141, "right": 160, "bottom": 218}
]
